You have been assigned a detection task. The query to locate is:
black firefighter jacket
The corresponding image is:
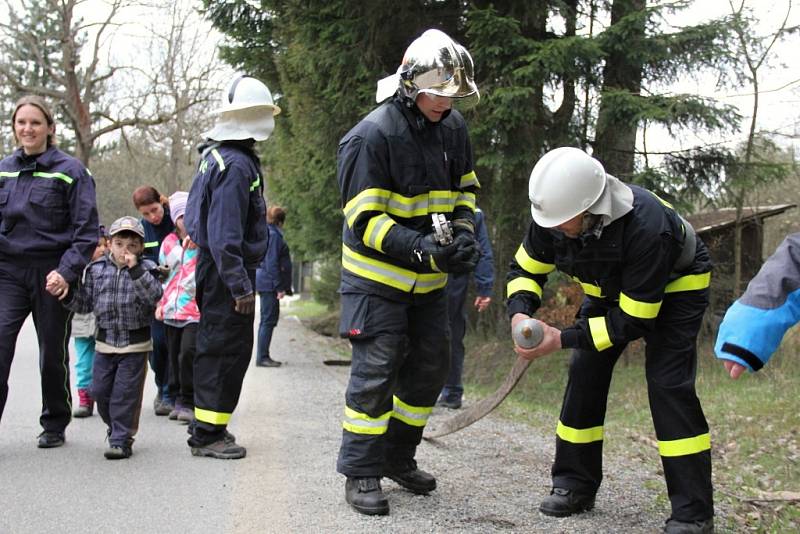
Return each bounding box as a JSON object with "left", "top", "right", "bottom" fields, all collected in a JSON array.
[
  {"left": 337, "top": 96, "right": 479, "bottom": 302},
  {"left": 506, "top": 185, "right": 712, "bottom": 353}
]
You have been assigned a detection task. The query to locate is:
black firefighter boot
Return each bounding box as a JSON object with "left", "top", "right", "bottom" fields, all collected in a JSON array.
[
  {"left": 539, "top": 487, "right": 596, "bottom": 517},
  {"left": 345, "top": 477, "right": 389, "bottom": 516},
  {"left": 383, "top": 458, "right": 436, "bottom": 494},
  {"left": 663, "top": 517, "right": 714, "bottom": 534}
]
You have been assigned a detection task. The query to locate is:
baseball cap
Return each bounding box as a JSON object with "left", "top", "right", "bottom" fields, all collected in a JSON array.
[{"left": 109, "top": 216, "right": 145, "bottom": 238}]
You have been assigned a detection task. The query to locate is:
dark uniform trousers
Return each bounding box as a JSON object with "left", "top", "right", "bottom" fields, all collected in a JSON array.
[
  {"left": 443, "top": 272, "right": 470, "bottom": 400},
  {"left": 337, "top": 291, "right": 450, "bottom": 477},
  {"left": 191, "top": 251, "right": 255, "bottom": 445},
  {"left": 0, "top": 259, "right": 73, "bottom": 432},
  {"left": 553, "top": 288, "right": 713, "bottom": 521}
]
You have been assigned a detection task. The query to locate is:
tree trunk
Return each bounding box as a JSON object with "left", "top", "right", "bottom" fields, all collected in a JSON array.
[
  {"left": 549, "top": 0, "right": 578, "bottom": 147},
  {"left": 593, "top": 0, "right": 645, "bottom": 179}
]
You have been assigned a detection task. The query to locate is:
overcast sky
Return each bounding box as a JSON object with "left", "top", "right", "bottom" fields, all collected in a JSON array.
[
  {"left": 649, "top": 0, "right": 800, "bottom": 155},
  {"left": 2, "top": 0, "right": 797, "bottom": 157}
]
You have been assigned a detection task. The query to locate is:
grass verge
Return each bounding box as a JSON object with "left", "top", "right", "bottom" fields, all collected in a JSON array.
[{"left": 463, "top": 333, "right": 800, "bottom": 532}]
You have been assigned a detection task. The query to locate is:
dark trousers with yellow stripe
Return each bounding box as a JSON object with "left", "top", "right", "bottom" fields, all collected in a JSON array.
[
  {"left": 190, "top": 252, "right": 255, "bottom": 446},
  {"left": 553, "top": 289, "right": 713, "bottom": 521},
  {"left": 337, "top": 291, "right": 450, "bottom": 477}
]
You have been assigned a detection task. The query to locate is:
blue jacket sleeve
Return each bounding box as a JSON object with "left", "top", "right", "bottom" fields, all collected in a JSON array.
[
  {"left": 207, "top": 159, "right": 254, "bottom": 299},
  {"left": 472, "top": 210, "right": 494, "bottom": 296},
  {"left": 58, "top": 166, "right": 99, "bottom": 283},
  {"left": 715, "top": 232, "right": 800, "bottom": 371}
]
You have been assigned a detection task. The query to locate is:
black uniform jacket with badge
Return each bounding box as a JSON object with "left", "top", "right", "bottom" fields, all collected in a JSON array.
[
  {"left": 184, "top": 141, "right": 268, "bottom": 299},
  {"left": 337, "top": 96, "right": 479, "bottom": 302},
  {"left": 0, "top": 146, "right": 98, "bottom": 282},
  {"left": 506, "top": 185, "right": 712, "bottom": 352}
]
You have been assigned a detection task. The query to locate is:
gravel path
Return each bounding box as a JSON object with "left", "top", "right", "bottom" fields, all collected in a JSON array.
[
  {"left": 227, "top": 314, "right": 668, "bottom": 533},
  {"left": 1, "top": 310, "right": 676, "bottom": 533}
]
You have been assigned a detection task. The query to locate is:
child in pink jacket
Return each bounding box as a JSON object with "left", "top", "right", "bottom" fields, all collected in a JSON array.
[{"left": 155, "top": 192, "right": 200, "bottom": 423}]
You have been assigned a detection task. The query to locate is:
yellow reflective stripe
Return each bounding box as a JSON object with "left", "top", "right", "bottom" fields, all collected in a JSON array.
[
  {"left": 572, "top": 276, "right": 604, "bottom": 298},
  {"left": 342, "top": 406, "right": 391, "bottom": 435},
  {"left": 665, "top": 272, "right": 711, "bottom": 293},
  {"left": 144, "top": 241, "right": 159, "bottom": 249},
  {"left": 556, "top": 420, "right": 604, "bottom": 444},
  {"left": 0, "top": 171, "right": 20, "bottom": 178},
  {"left": 588, "top": 316, "right": 613, "bottom": 351},
  {"left": 387, "top": 190, "right": 456, "bottom": 218},
  {"left": 429, "top": 255, "right": 441, "bottom": 272},
  {"left": 507, "top": 277, "right": 543, "bottom": 298},
  {"left": 341, "top": 245, "right": 447, "bottom": 294},
  {"left": 33, "top": 171, "right": 74, "bottom": 185},
  {"left": 658, "top": 433, "right": 711, "bottom": 457},
  {"left": 363, "top": 213, "right": 395, "bottom": 253},
  {"left": 391, "top": 395, "right": 433, "bottom": 427},
  {"left": 459, "top": 170, "right": 480, "bottom": 189},
  {"left": 342, "top": 245, "right": 415, "bottom": 291},
  {"left": 427, "top": 190, "right": 456, "bottom": 212},
  {"left": 249, "top": 176, "right": 261, "bottom": 191},
  {"left": 414, "top": 272, "right": 448, "bottom": 293},
  {"left": 194, "top": 407, "right": 231, "bottom": 425},
  {"left": 619, "top": 292, "right": 662, "bottom": 319},
  {"left": 343, "top": 188, "right": 391, "bottom": 227},
  {"left": 211, "top": 148, "right": 226, "bottom": 171},
  {"left": 649, "top": 190, "right": 673, "bottom": 209},
  {"left": 455, "top": 192, "right": 476, "bottom": 211},
  {"left": 345, "top": 190, "right": 460, "bottom": 224},
  {"left": 515, "top": 245, "right": 555, "bottom": 275}
]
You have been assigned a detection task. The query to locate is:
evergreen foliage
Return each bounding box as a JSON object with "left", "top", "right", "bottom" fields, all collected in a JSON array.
[{"left": 202, "top": 1, "right": 767, "bottom": 312}]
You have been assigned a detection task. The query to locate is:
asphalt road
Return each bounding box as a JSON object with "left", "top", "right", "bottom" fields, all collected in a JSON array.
[{"left": 0, "top": 307, "right": 668, "bottom": 534}]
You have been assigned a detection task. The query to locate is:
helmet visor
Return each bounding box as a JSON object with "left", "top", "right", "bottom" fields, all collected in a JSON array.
[{"left": 418, "top": 66, "right": 479, "bottom": 100}]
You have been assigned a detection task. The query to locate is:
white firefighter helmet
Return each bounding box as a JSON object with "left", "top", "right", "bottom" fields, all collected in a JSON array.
[
  {"left": 211, "top": 75, "right": 281, "bottom": 116},
  {"left": 375, "top": 29, "right": 479, "bottom": 104},
  {"left": 204, "top": 75, "right": 281, "bottom": 142},
  {"left": 528, "top": 147, "right": 607, "bottom": 228}
]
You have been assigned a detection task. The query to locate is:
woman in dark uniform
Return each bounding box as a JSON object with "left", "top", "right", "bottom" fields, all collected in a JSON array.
[{"left": 0, "top": 95, "right": 98, "bottom": 448}]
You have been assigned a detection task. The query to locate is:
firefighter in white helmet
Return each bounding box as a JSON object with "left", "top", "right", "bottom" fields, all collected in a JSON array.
[
  {"left": 183, "top": 75, "right": 279, "bottom": 459},
  {"left": 506, "top": 147, "right": 714, "bottom": 533},
  {"left": 336, "top": 29, "right": 481, "bottom": 515}
]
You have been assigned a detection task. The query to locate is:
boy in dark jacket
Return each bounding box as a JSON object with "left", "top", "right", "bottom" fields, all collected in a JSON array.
[{"left": 64, "top": 216, "right": 163, "bottom": 459}]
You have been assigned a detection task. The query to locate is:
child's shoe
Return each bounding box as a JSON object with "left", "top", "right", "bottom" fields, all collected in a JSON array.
[
  {"left": 176, "top": 405, "right": 194, "bottom": 424},
  {"left": 73, "top": 388, "right": 94, "bottom": 418},
  {"left": 155, "top": 395, "right": 174, "bottom": 416},
  {"left": 104, "top": 442, "right": 133, "bottom": 460}
]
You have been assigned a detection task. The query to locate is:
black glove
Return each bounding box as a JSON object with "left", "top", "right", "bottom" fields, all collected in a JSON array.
[
  {"left": 234, "top": 293, "right": 256, "bottom": 315},
  {"left": 447, "top": 233, "right": 480, "bottom": 273},
  {"left": 411, "top": 234, "right": 460, "bottom": 272}
]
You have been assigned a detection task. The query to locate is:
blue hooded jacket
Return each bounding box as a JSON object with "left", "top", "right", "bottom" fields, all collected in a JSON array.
[{"left": 715, "top": 232, "right": 800, "bottom": 372}]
